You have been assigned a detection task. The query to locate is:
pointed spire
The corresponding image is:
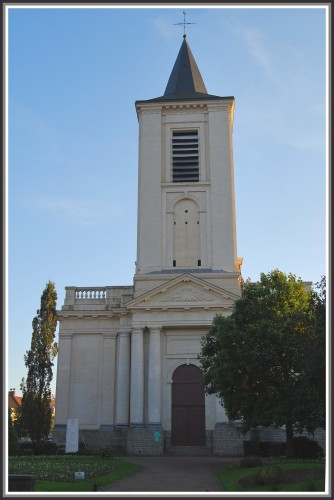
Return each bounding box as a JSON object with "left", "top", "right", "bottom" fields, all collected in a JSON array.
[
  {"left": 164, "top": 36, "right": 208, "bottom": 97},
  {"left": 136, "top": 36, "right": 232, "bottom": 104}
]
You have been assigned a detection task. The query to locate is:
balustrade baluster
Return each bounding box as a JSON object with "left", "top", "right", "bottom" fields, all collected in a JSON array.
[{"left": 74, "top": 288, "right": 106, "bottom": 300}]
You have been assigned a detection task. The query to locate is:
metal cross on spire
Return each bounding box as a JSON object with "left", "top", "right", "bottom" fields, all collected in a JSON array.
[{"left": 174, "top": 10, "right": 196, "bottom": 38}]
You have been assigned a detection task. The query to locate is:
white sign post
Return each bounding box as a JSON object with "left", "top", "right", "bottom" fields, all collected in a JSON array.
[{"left": 65, "top": 418, "right": 79, "bottom": 454}]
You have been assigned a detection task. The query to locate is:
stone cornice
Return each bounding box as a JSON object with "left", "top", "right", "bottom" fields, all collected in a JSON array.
[
  {"left": 58, "top": 310, "right": 130, "bottom": 320},
  {"left": 207, "top": 101, "right": 234, "bottom": 113},
  {"left": 59, "top": 329, "right": 118, "bottom": 337},
  {"left": 136, "top": 98, "right": 234, "bottom": 115}
]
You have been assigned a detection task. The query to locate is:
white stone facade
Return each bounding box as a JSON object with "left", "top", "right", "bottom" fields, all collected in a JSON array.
[
  {"left": 54, "top": 39, "right": 245, "bottom": 454},
  {"left": 55, "top": 273, "right": 239, "bottom": 432}
]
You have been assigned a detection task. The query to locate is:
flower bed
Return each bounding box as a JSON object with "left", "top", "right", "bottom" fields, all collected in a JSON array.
[{"left": 9, "top": 456, "right": 120, "bottom": 482}]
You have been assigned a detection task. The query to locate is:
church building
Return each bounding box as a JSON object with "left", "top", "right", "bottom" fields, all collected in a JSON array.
[{"left": 53, "top": 34, "right": 248, "bottom": 455}]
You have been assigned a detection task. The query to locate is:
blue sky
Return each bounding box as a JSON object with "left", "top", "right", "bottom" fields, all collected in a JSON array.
[{"left": 6, "top": 5, "right": 328, "bottom": 397}]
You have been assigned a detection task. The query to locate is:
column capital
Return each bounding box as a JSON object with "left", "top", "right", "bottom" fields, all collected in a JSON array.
[
  {"left": 132, "top": 326, "right": 145, "bottom": 334},
  {"left": 149, "top": 326, "right": 162, "bottom": 334},
  {"left": 117, "top": 330, "right": 131, "bottom": 338}
]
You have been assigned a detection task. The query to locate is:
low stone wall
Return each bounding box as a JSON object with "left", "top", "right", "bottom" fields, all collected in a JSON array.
[
  {"left": 126, "top": 426, "right": 164, "bottom": 455},
  {"left": 52, "top": 423, "right": 326, "bottom": 456},
  {"left": 52, "top": 424, "right": 127, "bottom": 452},
  {"left": 251, "top": 426, "right": 326, "bottom": 453},
  {"left": 313, "top": 428, "right": 326, "bottom": 453},
  {"left": 213, "top": 423, "right": 249, "bottom": 456}
]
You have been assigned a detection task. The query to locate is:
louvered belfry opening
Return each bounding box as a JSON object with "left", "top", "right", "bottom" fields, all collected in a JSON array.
[{"left": 172, "top": 130, "right": 199, "bottom": 182}]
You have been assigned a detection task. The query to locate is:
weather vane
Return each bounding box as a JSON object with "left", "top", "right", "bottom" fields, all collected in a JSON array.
[{"left": 174, "top": 10, "right": 195, "bottom": 38}]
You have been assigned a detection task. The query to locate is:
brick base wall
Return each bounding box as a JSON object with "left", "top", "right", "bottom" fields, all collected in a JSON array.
[
  {"left": 250, "top": 426, "right": 326, "bottom": 453},
  {"left": 213, "top": 423, "right": 250, "bottom": 456},
  {"left": 52, "top": 425, "right": 127, "bottom": 452},
  {"left": 52, "top": 424, "right": 326, "bottom": 456},
  {"left": 126, "top": 426, "right": 164, "bottom": 455}
]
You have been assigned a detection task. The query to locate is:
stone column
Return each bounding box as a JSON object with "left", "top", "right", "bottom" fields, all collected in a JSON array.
[
  {"left": 147, "top": 328, "right": 162, "bottom": 425},
  {"left": 130, "top": 328, "right": 144, "bottom": 425},
  {"left": 115, "top": 331, "right": 131, "bottom": 426}
]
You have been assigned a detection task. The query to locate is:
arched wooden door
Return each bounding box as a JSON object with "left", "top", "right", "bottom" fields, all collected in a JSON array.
[{"left": 171, "top": 364, "right": 205, "bottom": 446}]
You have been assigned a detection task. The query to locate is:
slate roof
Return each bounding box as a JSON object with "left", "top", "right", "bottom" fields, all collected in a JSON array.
[{"left": 136, "top": 35, "right": 233, "bottom": 104}]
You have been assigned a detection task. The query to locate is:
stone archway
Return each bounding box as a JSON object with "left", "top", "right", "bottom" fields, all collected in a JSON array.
[
  {"left": 173, "top": 198, "right": 200, "bottom": 267},
  {"left": 171, "top": 364, "right": 205, "bottom": 446}
]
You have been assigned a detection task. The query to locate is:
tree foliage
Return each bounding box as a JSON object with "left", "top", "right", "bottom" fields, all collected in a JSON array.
[
  {"left": 199, "top": 270, "right": 326, "bottom": 456},
  {"left": 8, "top": 410, "right": 19, "bottom": 456},
  {"left": 20, "top": 281, "right": 58, "bottom": 442}
]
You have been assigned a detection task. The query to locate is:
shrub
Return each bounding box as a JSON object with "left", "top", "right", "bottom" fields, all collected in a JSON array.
[
  {"left": 19, "top": 441, "right": 34, "bottom": 454},
  {"left": 39, "top": 441, "right": 58, "bottom": 455},
  {"left": 255, "top": 469, "right": 266, "bottom": 485},
  {"left": 303, "top": 478, "right": 323, "bottom": 491},
  {"left": 22, "top": 449, "right": 34, "bottom": 456},
  {"left": 258, "top": 442, "right": 271, "bottom": 457},
  {"left": 77, "top": 442, "right": 90, "bottom": 455},
  {"left": 292, "top": 437, "right": 323, "bottom": 459},
  {"left": 94, "top": 447, "right": 114, "bottom": 458},
  {"left": 268, "top": 442, "right": 285, "bottom": 457},
  {"left": 240, "top": 456, "right": 263, "bottom": 468},
  {"left": 8, "top": 429, "right": 19, "bottom": 456},
  {"left": 257, "top": 441, "right": 285, "bottom": 457},
  {"left": 255, "top": 466, "right": 284, "bottom": 487},
  {"left": 57, "top": 446, "right": 65, "bottom": 455},
  {"left": 243, "top": 440, "right": 260, "bottom": 456}
]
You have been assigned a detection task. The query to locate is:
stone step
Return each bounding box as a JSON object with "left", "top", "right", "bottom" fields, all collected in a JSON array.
[{"left": 164, "top": 446, "right": 213, "bottom": 456}]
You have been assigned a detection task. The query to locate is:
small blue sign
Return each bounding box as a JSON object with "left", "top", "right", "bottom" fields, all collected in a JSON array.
[{"left": 154, "top": 431, "right": 160, "bottom": 442}]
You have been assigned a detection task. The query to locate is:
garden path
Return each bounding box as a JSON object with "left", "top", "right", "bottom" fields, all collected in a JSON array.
[{"left": 102, "top": 455, "right": 240, "bottom": 492}]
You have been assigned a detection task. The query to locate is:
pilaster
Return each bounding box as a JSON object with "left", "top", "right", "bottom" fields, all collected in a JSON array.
[
  {"left": 115, "top": 331, "right": 131, "bottom": 426},
  {"left": 147, "top": 327, "right": 162, "bottom": 425},
  {"left": 130, "top": 328, "right": 144, "bottom": 425}
]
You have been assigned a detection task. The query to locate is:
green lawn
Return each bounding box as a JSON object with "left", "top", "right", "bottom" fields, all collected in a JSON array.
[
  {"left": 9, "top": 455, "right": 140, "bottom": 492},
  {"left": 216, "top": 460, "right": 325, "bottom": 492}
]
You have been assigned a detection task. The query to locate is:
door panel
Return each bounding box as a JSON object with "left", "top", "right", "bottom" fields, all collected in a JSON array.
[
  {"left": 171, "top": 406, "right": 188, "bottom": 445},
  {"left": 189, "top": 406, "right": 205, "bottom": 445},
  {"left": 171, "top": 364, "right": 206, "bottom": 446}
]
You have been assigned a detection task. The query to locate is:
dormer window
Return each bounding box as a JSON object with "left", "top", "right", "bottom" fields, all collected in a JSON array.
[{"left": 172, "top": 130, "right": 199, "bottom": 182}]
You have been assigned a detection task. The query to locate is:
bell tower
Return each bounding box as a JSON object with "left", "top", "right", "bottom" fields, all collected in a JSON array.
[{"left": 134, "top": 35, "right": 242, "bottom": 296}]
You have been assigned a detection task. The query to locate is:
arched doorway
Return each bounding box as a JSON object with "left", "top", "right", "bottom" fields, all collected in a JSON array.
[{"left": 171, "top": 364, "right": 205, "bottom": 446}]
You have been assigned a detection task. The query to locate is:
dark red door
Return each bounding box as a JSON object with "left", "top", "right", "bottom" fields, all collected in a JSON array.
[{"left": 171, "top": 364, "right": 205, "bottom": 446}]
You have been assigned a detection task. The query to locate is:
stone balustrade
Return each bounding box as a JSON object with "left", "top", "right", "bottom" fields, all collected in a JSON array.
[
  {"left": 75, "top": 288, "right": 107, "bottom": 300},
  {"left": 62, "top": 286, "right": 134, "bottom": 311}
]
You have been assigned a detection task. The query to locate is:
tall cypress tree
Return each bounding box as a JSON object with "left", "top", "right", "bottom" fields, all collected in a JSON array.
[{"left": 20, "top": 281, "right": 58, "bottom": 443}]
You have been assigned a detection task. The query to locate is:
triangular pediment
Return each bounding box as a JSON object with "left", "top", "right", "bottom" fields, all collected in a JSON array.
[{"left": 126, "top": 274, "right": 240, "bottom": 311}]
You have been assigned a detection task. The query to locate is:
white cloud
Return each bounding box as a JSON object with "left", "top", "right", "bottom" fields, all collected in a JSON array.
[{"left": 231, "top": 24, "right": 287, "bottom": 91}]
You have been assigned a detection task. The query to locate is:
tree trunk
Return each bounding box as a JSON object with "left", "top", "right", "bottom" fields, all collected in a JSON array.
[{"left": 286, "top": 421, "right": 294, "bottom": 458}]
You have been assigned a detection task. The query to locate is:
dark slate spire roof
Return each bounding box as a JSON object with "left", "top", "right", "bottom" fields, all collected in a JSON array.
[
  {"left": 164, "top": 35, "right": 208, "bottom": 97},
  {"left": 136, "top": 36, "right": 231, "bottom": 104}
]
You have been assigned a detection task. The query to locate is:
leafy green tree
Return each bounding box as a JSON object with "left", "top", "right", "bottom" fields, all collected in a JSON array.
[
  {"left": 199, "top": 270, "right": 326, "bottom": 457},
  {"left": 20, "top": 281, "right": 58, "bottom": 443},
  {"left": 301, "top": 276, "right": 326, "bottom": 432}
]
